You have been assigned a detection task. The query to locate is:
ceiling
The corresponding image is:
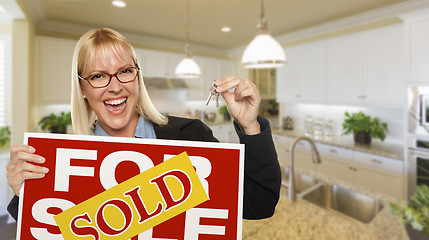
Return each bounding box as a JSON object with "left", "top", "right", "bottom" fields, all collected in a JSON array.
[{"left": 11, "top": 0, "right": 416, "bottom": 50}]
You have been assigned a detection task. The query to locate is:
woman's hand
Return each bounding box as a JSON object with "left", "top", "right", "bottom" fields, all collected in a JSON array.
[
  {"left": 6, "top": 145, "right": 48, "bottom": 196},
  {"left": 215, "top": 75, "right": 261, "bottom": 135}
]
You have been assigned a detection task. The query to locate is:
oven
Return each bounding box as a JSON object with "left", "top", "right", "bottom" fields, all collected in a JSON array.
[{"left": 407, "top": 137, "right": 429, "bottom": 197}]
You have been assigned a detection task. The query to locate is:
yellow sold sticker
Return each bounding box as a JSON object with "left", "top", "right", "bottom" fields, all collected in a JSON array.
[{"left": 54, "top": 152, "right": 209, "bottom": 240}]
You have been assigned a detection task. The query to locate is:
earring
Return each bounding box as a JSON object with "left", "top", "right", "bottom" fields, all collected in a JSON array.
[{"left": 83, "top": 95, "right": 86, "bottom": 99}]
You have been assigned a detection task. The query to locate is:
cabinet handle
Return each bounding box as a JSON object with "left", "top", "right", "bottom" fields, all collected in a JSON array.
[
  {"left": 371, "top": 159, "right": 382, "bottom": 164},
  {"left": 329, "top": 149, "right": 337, "bottom": 154}
]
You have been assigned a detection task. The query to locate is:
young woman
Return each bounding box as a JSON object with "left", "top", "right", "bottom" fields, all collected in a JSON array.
[{"left": 6, "top": 28, "right": 281, "bottom": 221}]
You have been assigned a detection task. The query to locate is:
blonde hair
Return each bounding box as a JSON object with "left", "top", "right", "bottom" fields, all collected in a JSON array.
[{"left": 71, "top": 28, "right": 168, "bottom": 135}]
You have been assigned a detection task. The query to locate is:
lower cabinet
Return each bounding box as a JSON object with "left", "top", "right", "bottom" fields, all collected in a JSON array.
[
  {"left": 210, "top": 124, "right": 239, "bottom": 143},
  {"left": 317, "top": 143, "right": 405, "bottom": 199},
  {"left": 273, "top": 135, "right": 291, "bottom": 172},
  {"left": 272, "top": 134, "right": 406, "bottom": 199}
]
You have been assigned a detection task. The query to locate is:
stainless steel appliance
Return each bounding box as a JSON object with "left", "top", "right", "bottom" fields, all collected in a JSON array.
[{"left": 407, "top": 135, "right": 429, "bottom": 197}]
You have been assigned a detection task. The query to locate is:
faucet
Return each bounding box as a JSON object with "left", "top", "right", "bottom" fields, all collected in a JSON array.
[{"left": 288, "top": 136, "right": 322, "bottom": 201}]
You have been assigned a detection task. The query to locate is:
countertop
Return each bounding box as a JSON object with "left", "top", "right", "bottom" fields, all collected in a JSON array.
[
  {"left": 271, "top": 128, "right": 404, "bottom": 160},
  {"left": 203, "top": 118, "right": 404, "bottom": 160},
  {"left": 242, "top": 188, "right": 409, "bottom": 240}
]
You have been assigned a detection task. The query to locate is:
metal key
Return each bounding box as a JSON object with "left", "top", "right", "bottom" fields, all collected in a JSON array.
[{"left": 205, "top": 81, "right": 220, "bottom": 107}]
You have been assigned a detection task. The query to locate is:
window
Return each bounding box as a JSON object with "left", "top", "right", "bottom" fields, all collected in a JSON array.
[{"left": 0, "top": 34, "right": 10, "bottom": 127}]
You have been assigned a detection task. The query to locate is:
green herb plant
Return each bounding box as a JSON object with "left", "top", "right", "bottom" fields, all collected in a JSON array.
[
  {"left": 38, "top": 111, "right": 72, "bottom": 133},
  {"left": 218, "top": 105, "right": 229, "bottom": 115},
  {"left": 389, "top": 185, "right": 429, "bottom": 236},
  {"left": 0, "top": 126, "right": 10, "bottom": 147},
  {"left": 342, "top": 111, "right": 388, "bottom": 141}
]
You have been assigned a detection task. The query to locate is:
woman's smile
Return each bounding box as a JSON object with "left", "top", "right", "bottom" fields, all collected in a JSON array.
[{"left": 104, "top": 97, "right": 127, "bottom": 114}]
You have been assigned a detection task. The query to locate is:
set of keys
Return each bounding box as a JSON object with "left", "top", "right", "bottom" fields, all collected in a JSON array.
[{"left": 205, "top": 81, "right": 220, "bottom": 108}]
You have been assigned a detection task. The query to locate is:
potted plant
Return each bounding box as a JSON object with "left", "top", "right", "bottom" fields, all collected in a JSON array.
[
  {"left": 0, "top": 126, "right": 10, "bottom": 147},
  {"left": 267, "top": 100, "right": 279, "bottom": 115},
  {"left": 389, "top": 184, "right": 429, "bottom": 239},
  {"left": 218, "top": 105, "right": 231, "bottom": 121},
  {"left": 38, "top": 111, "right": 72, "bottom": 134},
  {"left": 342, "top": 111, "right": 388, "bottom": 145}
]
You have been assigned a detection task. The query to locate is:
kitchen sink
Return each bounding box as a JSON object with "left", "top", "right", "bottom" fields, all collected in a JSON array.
[
  {"left": 302, "top": 183, "right": 384, "bottom": 223},
  {"left": 281, "top": 168, "right": 320, "bottom": 194}
]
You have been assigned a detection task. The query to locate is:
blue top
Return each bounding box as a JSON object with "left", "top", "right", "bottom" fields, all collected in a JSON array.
[{"left": 93, "top": 115, "right": 157, "bottom": 139}]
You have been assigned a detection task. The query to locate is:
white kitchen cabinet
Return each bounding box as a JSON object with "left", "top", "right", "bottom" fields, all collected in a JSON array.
[
  {"left": 317, "top": 145, "right": 405, "bottom": 199},
  {"left": 210, "top": 124, "right": 239, "bottom": 143},
  {"left": 277, "top": 41, "right": 326, "bottom": 102},
  {"left": 273, "top": 134, "right": 291, "bottom": 169},
  {"left": 277, "top": 46, "right": 300, "bottom": 102},
  {"left": 140, "top": 49, "right": 182, "bottom": 78},
  {"left": 354, "top": 163, "right": 404, "bottom": 199},
  {"left": 185, "top": 57, "right": 236, "bottom": 101},
  {"left": 293, "top": 141, "right": 317, "bottom": 171},
  {"left": 401, "top": 9, "right": 429, "bottom": 82},
  {"left": 362, "top": 26, "right": 405, "bottom": 105},
  {"left": 277, "top": 25, "right": 405, "bottom": 106},
  {"left": 316, "top": 143, "right": 354, "bottom": 183},
  {"left": 326, "top": 33, "right": 363, "bottom": 103},
  {"left": 274, "top": 137, "right": 405, "bottom": 199},
  {"left": 35, "top": 36, "right": 76, "bottom": 104},
  {"left": 353, "top": 152, "right": 404, "bottom": 199}
]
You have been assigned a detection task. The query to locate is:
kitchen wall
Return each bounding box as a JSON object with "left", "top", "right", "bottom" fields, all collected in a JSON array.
[{"left": 282, "top": 103, "right": 405, "bottom": 145}]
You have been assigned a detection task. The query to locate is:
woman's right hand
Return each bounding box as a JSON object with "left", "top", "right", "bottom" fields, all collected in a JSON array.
[{"left": 6, "top": 145, "right": 49, "bottom": 196}]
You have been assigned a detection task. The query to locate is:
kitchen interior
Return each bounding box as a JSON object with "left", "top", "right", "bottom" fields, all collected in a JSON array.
[{"left": 1, "top": 0, "right": 429, "bottom": 239}]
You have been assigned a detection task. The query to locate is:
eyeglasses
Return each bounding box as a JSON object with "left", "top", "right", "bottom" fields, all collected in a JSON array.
[{"left": 78, "top": 66, "right": 140, "bottom": 88}]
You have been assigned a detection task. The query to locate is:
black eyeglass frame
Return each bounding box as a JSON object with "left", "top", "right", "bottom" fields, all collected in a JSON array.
[{"left": 78, "top": 66, "right": 140, "bottom": 88}]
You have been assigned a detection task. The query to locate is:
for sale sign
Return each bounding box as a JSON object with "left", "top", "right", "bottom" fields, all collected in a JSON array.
[{"left": 17, "top": 133, "right": 244, "bottom": 240}]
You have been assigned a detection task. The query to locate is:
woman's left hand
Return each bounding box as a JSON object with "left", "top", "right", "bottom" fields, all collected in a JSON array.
[{"left": 215, "top": 75, "right": 261, "bottom": 135}]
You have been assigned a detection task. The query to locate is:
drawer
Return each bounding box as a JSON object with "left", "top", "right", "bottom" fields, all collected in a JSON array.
[
  {"left": 353, "top": 151, "right": 403, "bottom": 174},
  {"left": 272, "top": 134, "right": 291, "bottom": 150},
  {"left": 316, "top": 143, "right": 353, "bottom": 161}
]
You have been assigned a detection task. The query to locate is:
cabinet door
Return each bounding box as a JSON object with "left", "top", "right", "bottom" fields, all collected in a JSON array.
[
  {"left": 355, "top": 164, "right": 404, "bottom": 199},
  {"left": 143, "top": 49, "right": 167, "bottom": 78},
  {"left": 35, "top": 37, "right": 76, "bottom": 104},
  {"left": 299, "top": 41, "right": 327, "bottom": 101},
  {"left": 166, "top": 53, "right": 184, "bottom": 78},
  {"left": 293, "top": 141, "right": 317, "bottom": 171},
  {"left": 220, "top": 59, "right": 236, "bottom": 77},
  {"left": 316, "top": 144, "right": 354, "bottom": 183},
  {"left": 408, "top": 16, "right": 429, "bottom": 80},
  {"left": 363, "top": 26, "right": 405, "bottom": 104},
  {"left": 273, "top": 134, "right": 291, "bottom": 170},
  {"left": 185, "top": 56, "right": 205, "bottom": 100},
  {"left": 326, "top": 34, "right": 363, "bottom": 102},
  {"left": 277, "top": 46, "right": 301, "bottom": 102}
]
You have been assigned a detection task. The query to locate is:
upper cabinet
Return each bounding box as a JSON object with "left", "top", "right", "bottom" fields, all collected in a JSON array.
[
  {"left": 326, "top": 34, "right": 363, "bottom": 103},
  {"left": 35, "top": 36, "right": 76, "bottom": 104},
  {"left": 277, "top": 24, "right": 405, "bottom": 107},
  {"left": 136, "top": 49, "right": 183, "bottom": 79},
  {"left": 401, "top": 9, "right": 429, "bottom": 82},
  {"left": 250, "top": 68, "right": 276, "bottom": 99},
  {"left": 35, "top": 36, "right": 236, "bottom": 104},
  {"left": 277, "top": 41, "right": 327, "bottom": 102}
]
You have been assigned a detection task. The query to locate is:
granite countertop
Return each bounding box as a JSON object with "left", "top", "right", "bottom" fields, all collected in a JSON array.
[
  {"left": 242, "top": 188, "right": 409, "bottom": 240},
  {"left": 272, "top": 128, "right": 404, "bottom": 160}
]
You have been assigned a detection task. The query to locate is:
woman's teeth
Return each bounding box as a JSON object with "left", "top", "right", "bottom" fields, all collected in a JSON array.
[
  {"left": 104, "top": 98, "right": 127, "bottom": 112},
  {"left": 105, "top": 98, "right": 126, "bottom": 105}
]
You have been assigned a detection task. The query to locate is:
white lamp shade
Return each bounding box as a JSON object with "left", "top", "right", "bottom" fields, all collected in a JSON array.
[
  {"left": 175, "top": 57, "right": 201, "bottom": 78},
  {"left": 242, "top": 33, "right": 286, "bottom": 69}
]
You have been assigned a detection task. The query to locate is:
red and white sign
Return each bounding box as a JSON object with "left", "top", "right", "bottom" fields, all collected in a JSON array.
[{"left": 17, "top": 133, "right": 244, "bottom": 240}]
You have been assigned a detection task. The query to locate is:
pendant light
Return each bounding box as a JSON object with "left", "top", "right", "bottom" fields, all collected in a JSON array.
[
  {"left": 175, "top": 0, "right": 201, "bottom": 78},
  {"left": 242, "top": 0, "right": 286, "bottom": 69}
]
